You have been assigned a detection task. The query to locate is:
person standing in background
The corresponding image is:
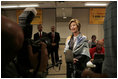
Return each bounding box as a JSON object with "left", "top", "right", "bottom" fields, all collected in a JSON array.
[
  {"left": 88, "top": 35, "right": 97, "bottom": 48},
  {"left": 48, "top": 26, "right": 60, "bottom": 65},
  {"left": 34, "top": 24, "right": 47, "bottom": 41}
]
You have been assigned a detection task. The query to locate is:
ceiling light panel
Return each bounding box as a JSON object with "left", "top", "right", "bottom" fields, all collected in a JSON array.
[
  {"left": 1, "top": 4, "right": 39, "bottom": 8},
  {"left": 85, "top": 2, "right": 108, "bottom": 6}
]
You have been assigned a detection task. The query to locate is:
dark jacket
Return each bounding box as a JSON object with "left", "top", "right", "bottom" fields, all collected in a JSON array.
[
  {"left": 48, "top": 32, "right": 60, "bottom": 48},
  {"left": 34, "top": 32, "right": 47, "bottom": 41}
]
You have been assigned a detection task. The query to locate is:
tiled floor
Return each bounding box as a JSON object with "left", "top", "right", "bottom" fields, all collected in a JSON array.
[{"left": 46, "top": 45, "right": 67, "bottom": 78}]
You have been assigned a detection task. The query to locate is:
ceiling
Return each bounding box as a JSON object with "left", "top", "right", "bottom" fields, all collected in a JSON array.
[{"left": 1, "top": 1, "right": 110, "bottom": 9}]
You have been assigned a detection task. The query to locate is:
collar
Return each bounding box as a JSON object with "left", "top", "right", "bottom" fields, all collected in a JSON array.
[{"left": 38, "top": 31, "right": 42, "bottom": 34}]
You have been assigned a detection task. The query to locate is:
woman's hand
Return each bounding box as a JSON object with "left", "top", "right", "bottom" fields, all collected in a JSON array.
[{"left": 73, "top": 58, "right": 78, "bottom": 64}]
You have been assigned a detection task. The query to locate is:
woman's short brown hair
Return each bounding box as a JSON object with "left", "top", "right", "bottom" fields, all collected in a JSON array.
[{"left": 69, "top": 19, "right": 81, "bottom": 31}]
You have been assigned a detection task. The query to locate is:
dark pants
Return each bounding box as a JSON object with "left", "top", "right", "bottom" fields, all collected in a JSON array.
[
  {"left": 50, "top": 46, "right": 59, "bottom": 64},
  {"left": 66, "top": 62, "right": 73, "bottom": 78},
  {"left": 66, "top": 55, "right": 90, "bottom": 78}
]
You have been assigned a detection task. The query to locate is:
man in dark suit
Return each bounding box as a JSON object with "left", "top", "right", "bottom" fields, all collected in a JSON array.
[
  {"left": 48, "top": 26, "right": 60, "bottom": 65},
  {"left": 34, "top": 24, "right": 47, "bottom": 41}
]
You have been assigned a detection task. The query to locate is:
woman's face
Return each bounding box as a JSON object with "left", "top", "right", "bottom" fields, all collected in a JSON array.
[{"left": 70, "top": 22, "right": 79, "bottom": 33}]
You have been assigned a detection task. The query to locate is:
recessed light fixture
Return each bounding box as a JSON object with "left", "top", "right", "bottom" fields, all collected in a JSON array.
[{"left": 85, "top": 2, "right": 108, "bottom": 6}]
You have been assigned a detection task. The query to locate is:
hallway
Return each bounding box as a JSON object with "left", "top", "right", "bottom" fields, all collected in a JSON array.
[{"left": 46, "top": 45, "right": 66, "bottom": 78}]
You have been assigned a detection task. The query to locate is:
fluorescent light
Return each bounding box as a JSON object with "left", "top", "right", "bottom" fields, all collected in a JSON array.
[
  {"left": 1, "top": 5, "right": 18, "bottom": 8},
  {"left": 1, "top": 4, "right": 39, "bottom": 8},
  {"left": 19, "top": 4, "right": 39, "bottom": 8},
  {"left": 85, "top": 3, "right": 108, "bottom": 6}
]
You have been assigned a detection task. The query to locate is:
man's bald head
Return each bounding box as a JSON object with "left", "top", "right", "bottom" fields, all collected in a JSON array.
[
  {"left": 51, "top": 26, "right": 56, "bottom": 32},
  {"left": 96, "top": 40, "right": 104, "bottom": 49}
]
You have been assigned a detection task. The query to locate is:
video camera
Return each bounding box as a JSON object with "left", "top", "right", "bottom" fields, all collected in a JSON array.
[
  {"left": 19, "top": 8, "right": 37, "bottom": 40},
  {"left": 19, "top": 8, "right": 50, "bottom": 53},
  {"left": 17, "top": 8, "right": 50, "bottom": 77}
]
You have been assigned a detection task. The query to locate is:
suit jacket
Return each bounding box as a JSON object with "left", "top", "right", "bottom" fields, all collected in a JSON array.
[
  {"left": 48, "top": 32, "right": 60, "bottom": 48},
  {"left": 34, "top": 31, "right": 47, "bottom": 41}
]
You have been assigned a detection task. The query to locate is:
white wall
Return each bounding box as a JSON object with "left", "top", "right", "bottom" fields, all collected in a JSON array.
[
  {"left": 56, "top": 8, "right": 104, "bottom": 43},
  {"left": 42, "top": 9, "right": 56, "bottom": 33},
  {"left": 72, "top": 8, "right": 104, "bottom": 40},
  {"left": 1, "top": 8, "right": 104, "bottom": 43},
  {"left": 57, "top": 22, "right": 71, "bottom": 38},
  {"left": 32, "top": 9, "right": 56, "bottom": 39}
]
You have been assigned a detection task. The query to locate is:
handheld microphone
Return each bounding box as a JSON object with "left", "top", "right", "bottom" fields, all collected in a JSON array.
[{"left": 65, "top": 50, "right": 73, "bottom": 63}]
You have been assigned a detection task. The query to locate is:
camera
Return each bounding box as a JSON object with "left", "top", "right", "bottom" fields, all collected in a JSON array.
[
  {"left": 16, "top": 8, "right": 49, "bottom": 78},
  {"left": 18, "top": 8, "right": 53, "bottom": 78},
  {"left": 19, "top": 8, "right": 37, "bottom": 40},
  {"left": 19, "top": 7, "right": 50, "bottom": 52},
  {"left": 31, "top": 37, "right": 51, "bottom": 55}
]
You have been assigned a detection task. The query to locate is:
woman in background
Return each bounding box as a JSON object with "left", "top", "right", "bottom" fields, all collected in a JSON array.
[{"left": 88, "top": 35, "right": 97, "bottom": 48}]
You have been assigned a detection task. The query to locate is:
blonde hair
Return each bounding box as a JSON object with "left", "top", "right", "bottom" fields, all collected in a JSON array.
[{"left": 69, "top": 19, "right": 81, "bottom": 31}]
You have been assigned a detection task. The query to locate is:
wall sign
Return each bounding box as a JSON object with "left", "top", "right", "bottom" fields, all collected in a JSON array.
[{"left": 89, "top": 8, "right": 106, "bottom": 24}]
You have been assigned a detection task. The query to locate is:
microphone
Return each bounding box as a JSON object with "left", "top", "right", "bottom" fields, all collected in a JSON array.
[{"left": 65, "top": 50, "right": 73, "bottom": 63}]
